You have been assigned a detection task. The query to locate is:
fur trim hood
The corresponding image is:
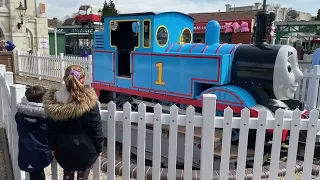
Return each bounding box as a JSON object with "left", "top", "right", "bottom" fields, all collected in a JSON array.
[
  {"left": 17, "top": 97, "right": 46, "bottom": 118},
  {"left": 43, "top": 86, "right": 98, "bottom": 121}
]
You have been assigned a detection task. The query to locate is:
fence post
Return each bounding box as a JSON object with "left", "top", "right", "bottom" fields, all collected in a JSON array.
[
  {"left": 0, "top": 64, "right": 5, "bottom": 73},
  {"left": 87, "top": 55, "right": 93, "bottom": 87},
  {"left": 4, "top": 72, "right": 14, "bottom": 87},
  {"left": 9, "top": 84, "right": 27, "bottom": 180},
  {"left": 60, "top": 53, "right": 65, "bottom": 83},
  {"left": 0, "top": 82, "right": 3, "bottom": 128},
  {"left": 307, "top": 65, "right": 320, "bottom": 110},
  {"left": 0, "top": 65, "right": 6, "bottom": 130},
  {"left": 200, "top": 94, "right": 216, "bottom": 180},
  {"left": 36, "top": 51, "right": 42, "bottom": 80},
  {"left": 16, "top": 50, "right": 23, "bottom": 76}
]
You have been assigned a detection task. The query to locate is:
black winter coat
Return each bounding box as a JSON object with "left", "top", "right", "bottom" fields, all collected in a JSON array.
[
  {"left": 44, "top": 86, "right": 103, "bottom": 171},
  {"left": 15, "top": 98, "right": 53, "bottom": 172}
]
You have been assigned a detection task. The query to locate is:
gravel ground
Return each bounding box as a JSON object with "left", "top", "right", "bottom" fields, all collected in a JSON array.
[
  {"left": 0, "top": 128, "right": 9, "bottom": 180},
  {"left": 0, "top": 121, "right": 14, "bottom": 180},
  {"left": 43, "top": 145, "right": 125, "bottom": 180}
]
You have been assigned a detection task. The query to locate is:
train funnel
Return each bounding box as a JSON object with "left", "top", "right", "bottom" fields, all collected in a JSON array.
[{"left": 205, "top": 20, "right": 220, "bottom": 45}]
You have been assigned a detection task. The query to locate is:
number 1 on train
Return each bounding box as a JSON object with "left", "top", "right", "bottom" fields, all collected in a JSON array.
[{"left": 155, "top": 62, "right": 165, "bottom": 85}]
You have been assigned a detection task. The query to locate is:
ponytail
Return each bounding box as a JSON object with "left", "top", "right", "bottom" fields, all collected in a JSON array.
[{"left": 63, "top": 65, "right": 86, "bottom": 102}]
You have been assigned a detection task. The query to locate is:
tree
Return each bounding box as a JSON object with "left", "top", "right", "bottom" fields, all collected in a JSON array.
[
  {"left": 316, "top": 9, "right": 320, "bottom": 21},
  {"left": 63, "top": 15, "right": 71, "bottom": 21},
  {"left": 267, "top": 3, "right": 281, "bottom": 12},
  {"left": 101, "top": 0, "right": 118, "bottom": 23},
  {"left": 63, "top": 13, "right": 77, "bottom": 21}
]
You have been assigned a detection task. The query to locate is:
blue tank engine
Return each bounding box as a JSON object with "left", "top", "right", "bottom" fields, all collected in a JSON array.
[{"left": 91, "top": 10, "right": 307, "bottom": 146}]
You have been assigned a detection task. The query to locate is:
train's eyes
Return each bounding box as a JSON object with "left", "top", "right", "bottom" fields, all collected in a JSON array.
[{"left": 287, "top": 65, "right": 292, "bottom": 73}]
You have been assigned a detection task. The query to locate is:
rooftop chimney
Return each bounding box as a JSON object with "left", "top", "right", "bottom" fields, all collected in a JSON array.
[
  {"left": 254, "top": 3, "right": 262, "bottom": 8},
  {"left": 225, "top": 4, "right": 232, "bottom": 12}
]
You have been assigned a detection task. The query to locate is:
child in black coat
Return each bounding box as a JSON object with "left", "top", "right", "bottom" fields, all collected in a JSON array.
[
  {"left": 15, "top": 85, "right": 53, "bottom": 180},
  {"left": 44, "top": 65, "right": 103, "bottom": 180}
]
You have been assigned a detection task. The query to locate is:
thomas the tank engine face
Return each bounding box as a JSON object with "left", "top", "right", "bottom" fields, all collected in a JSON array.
[{"left": 273, "top": 45, "right": 303, "bottom": 100}]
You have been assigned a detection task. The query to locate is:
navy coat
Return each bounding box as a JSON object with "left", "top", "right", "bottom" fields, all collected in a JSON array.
[{"left": 15, "top": 97, "right": 53, "bottom": 172}]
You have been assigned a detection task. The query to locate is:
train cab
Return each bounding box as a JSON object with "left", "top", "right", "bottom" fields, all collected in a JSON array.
[{"left": 92, "top": 12, "right": 194, "bottom": 92}]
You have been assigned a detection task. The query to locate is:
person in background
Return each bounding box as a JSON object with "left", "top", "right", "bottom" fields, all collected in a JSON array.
[
  {"left": 81, "top": 48, "right": 88, "bottom": 58},
  {"left": 15, "top": 86, "right": 53, "bottom": 180},
  {"left": 44, "top": 65, "right": 103, "bottom": 180},
  {"left": 0, "top": 39, "right": 16, "bottom": 51}
]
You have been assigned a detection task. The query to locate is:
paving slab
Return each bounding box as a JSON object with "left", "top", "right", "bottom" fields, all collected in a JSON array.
[{"left": 0, "top": 122, "right": 14, "bottom": 180}]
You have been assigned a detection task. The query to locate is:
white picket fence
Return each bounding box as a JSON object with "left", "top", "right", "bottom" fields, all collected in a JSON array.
[
  {"left": 296, "top": 65, "right": 320, "bottom": 110},
  {"left": 1, "top": 63, "right": 320, "bottom": 179},
  {"left": 16, "top": 51, "right": 93, "bottom": 84}
]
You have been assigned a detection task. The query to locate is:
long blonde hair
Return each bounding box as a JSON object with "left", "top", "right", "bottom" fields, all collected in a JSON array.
[{"left": 63, "top": 65, "right": 86, "bottom": 102}]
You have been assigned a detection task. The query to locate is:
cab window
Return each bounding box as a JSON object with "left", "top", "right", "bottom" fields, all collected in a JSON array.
[{"left": 143, "top": 20, "right": 151, "bottom": 48}]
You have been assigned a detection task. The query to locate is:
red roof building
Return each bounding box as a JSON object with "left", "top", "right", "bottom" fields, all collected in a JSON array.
[{"left": 189, "top": 11, "right": 257, "bottom": 44}]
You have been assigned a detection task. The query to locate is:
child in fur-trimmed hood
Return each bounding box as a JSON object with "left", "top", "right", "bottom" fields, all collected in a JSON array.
[
  {"left": 44, "top": 65, "right": 103, "bottom": 180},
  {"left": 15, "top": 85, "right": 53, "bottom": 180}
]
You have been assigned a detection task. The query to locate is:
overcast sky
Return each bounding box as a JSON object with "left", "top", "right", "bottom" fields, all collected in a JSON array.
[{"left": 45, "top": 0, "right": 319, "bottom": 20}]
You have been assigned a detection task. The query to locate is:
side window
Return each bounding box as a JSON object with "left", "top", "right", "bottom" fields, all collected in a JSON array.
[
  {"left": 143, "top": 20, "right": 151, "bottom": 48},
  {"left": 182, "top": 28, "right": 192, "bottom": 43},
  {"left": 156, "top": 25, "right": 169, "bottom": 47}
]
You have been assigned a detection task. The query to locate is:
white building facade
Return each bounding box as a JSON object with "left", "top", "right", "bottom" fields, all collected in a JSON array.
[{"left": 0, "top": 0, "right": 49, "bottom": 54}]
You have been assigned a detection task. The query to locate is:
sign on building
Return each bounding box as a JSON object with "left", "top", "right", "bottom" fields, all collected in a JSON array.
[{"left": 39, "top": 38, "right": 48, "bottom": 49}]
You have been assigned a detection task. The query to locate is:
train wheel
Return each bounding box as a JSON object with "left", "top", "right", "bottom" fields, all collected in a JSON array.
[
  {"left": 156, "top": 100, "right": 176, "bottom": 114},
  {"left": 114, "top": 93, "right": 133, "bottom": 110}
]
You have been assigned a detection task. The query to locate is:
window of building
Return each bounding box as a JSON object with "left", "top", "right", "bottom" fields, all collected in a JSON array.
[
  {"left": 22, "top": 0, "right": 27, "bottom": 9},
  {"left": 0, "top": 29, "right": 4, "bottom": 39},
  {"left": 143, "top": 20, "right": 151, "bottom": 48},
  {"left": 156, "top": 25, "right": 168, "bottom": 47}
]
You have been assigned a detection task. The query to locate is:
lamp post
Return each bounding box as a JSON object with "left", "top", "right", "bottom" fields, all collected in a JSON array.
[
  {"left": 16, "top": 1, "right": 27, "bottom": 29},
  {"left": 98, "top": 9, "right": 102, "bottom": 30},
  {"left": 54, "top": 28, "right": 58, "bottom": 56}
]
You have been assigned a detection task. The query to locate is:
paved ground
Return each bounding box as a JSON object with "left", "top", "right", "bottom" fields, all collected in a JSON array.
[
  {"left": 15, "top": 75, "right": 62, "bottom": 89},
  {"left": 0, "top": 121, "right": 14, "bottom": 180}
]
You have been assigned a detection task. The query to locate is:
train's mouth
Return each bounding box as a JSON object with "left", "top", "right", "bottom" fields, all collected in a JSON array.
[
  {"left": 291, "top": 86, "right": 298, "bottom": 91},
  {"left": 291, "top": 83, "right": 299, "bottom": 90}
]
